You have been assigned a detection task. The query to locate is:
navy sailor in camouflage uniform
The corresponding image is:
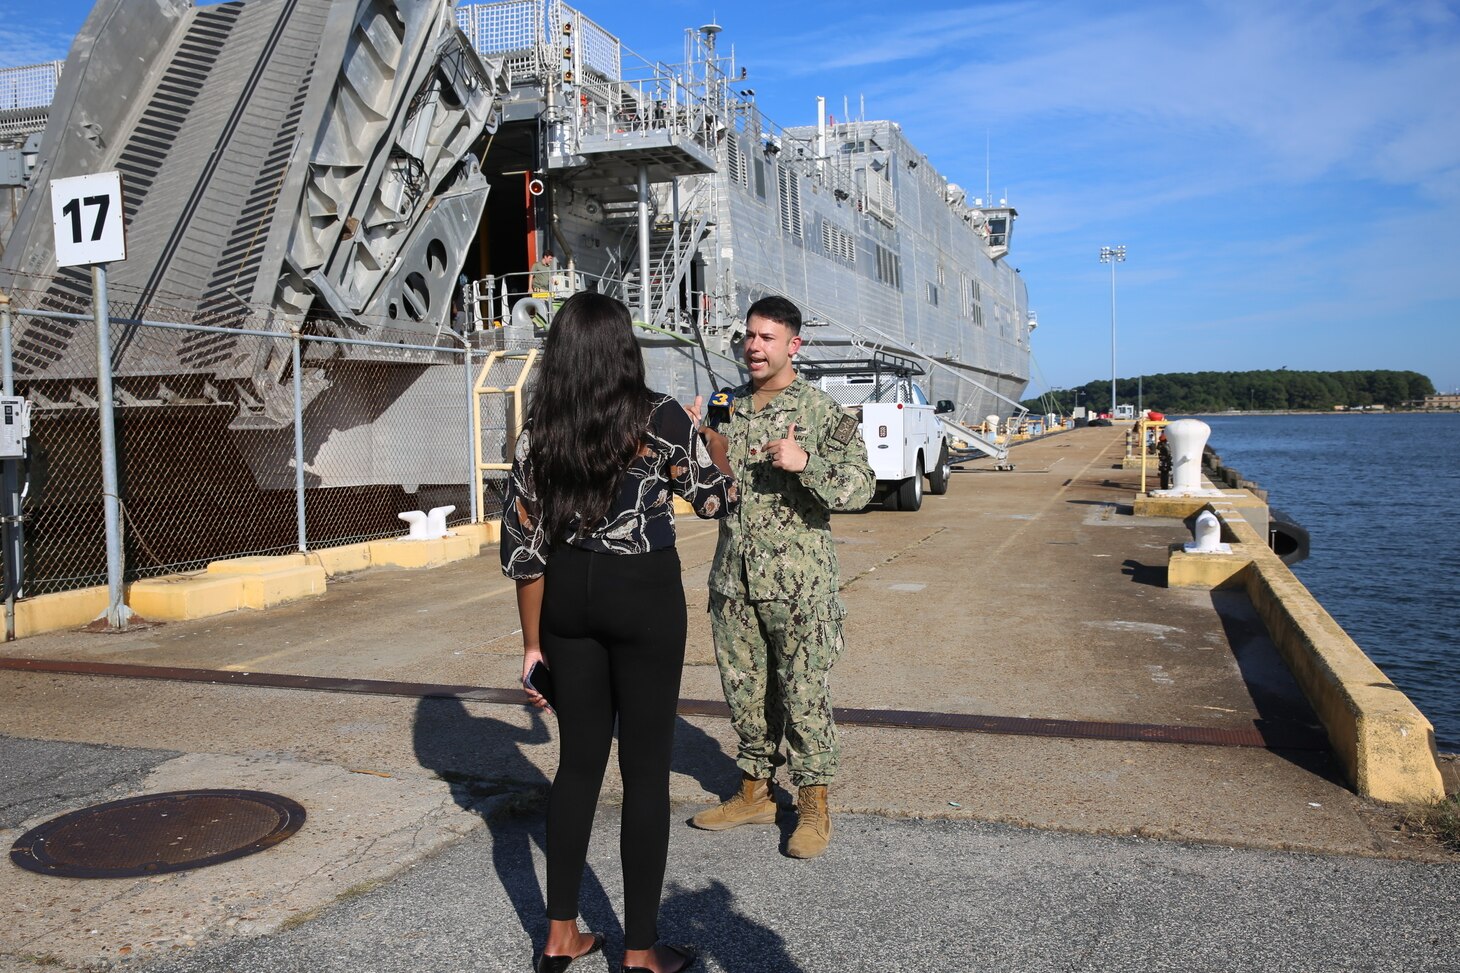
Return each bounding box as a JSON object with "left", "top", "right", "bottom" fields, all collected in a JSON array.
[{"left": 690, "top": 296, "right": 874, "bottom": 858}]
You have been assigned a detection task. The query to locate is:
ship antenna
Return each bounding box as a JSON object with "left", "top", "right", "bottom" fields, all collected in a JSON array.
[{"left": 984, "top": 130, "right": 991, "bottom": 208}]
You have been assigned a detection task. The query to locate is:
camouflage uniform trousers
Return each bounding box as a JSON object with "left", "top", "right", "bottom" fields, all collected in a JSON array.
[{"left": 709, "top": 592, "right": 845, "bottom": 787}]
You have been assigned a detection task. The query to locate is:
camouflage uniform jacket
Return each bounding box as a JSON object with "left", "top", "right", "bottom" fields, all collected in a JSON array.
[{"left": 709, "top": 374, "right": 874, "bottom": 603}]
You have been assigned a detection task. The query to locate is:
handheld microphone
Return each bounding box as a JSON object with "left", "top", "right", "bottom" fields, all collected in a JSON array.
[{"left": 707, "top": 388, "right": 735, "bottom": 429}]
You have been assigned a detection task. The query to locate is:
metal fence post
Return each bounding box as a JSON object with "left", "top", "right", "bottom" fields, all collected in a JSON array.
[
  {"left": 292, "top": 328, "right": 307, "bottom": 552},
  {"left": 92, "top": 265, "right": 129, "bottom": 630},
  {"left": 464, "top": 346, "right": 479, "bottom": 523},
  {"left": 1, "top": 296, "right": 22, "bottom": 641}
]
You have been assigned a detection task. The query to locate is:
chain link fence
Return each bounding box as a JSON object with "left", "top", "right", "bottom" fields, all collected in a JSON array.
[{"left": 1, "top": 275, "right": 518, "bottom": 598}]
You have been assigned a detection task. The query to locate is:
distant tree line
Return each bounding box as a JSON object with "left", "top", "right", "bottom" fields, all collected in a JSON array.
[{"left": 1025, "top": 370, "right": 1436, "bottom": 414}]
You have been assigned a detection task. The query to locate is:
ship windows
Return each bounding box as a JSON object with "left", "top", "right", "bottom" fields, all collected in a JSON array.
[
  {"left": 926, "top": 282, "right": 939, "bottom": 306},
  {"left": 753, "top": 157, "right": 766, "bottom": 198},
  {"left": 987, "top": 217, "right": 1007, "bottom": 249},
  {"left": 874, "top": 243, "right": 901, "bottom": 289},
  {"left": 778, "top": 166, "right": 803, "bottom": 239}
]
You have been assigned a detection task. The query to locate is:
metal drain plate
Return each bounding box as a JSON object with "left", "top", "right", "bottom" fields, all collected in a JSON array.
[{"left": 10, "top": 789, "right": 305, "bottom": 878}]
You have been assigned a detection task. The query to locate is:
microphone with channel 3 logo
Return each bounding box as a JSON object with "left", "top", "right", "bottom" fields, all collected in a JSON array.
[{"left": 706, "top": 388, "right": 736, "bottom": 429}]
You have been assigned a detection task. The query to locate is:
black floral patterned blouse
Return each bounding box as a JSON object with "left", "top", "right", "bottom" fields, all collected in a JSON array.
[{"left": 500, "top": 392, "right": 738, "bottom": 579}]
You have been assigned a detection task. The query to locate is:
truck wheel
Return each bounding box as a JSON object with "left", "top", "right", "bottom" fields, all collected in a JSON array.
[
  {"left": 897, "top": 458, "right": 924, "bottom": 512},
  {"left": 927, "top": 442, "right": 951, "bottom": 495}
]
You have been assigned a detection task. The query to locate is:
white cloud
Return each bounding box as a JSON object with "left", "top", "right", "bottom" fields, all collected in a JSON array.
[
  {"left": 775, "top": 1, "right": 1460, "bottom": 193},
  {"left": 0, "top": 23, "right": 75, "bottom": 69}
]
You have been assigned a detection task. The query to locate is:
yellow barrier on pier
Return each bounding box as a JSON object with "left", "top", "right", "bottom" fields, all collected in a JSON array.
[{"left": 1159, "top": 493, "right": 1445, "bottom": 804}]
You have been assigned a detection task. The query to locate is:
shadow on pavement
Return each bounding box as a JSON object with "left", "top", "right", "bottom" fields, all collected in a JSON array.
[
  {"left": 410, "top": 697, "right": 620, "bottom": 953},
  {"left": 661, "top": 878, "right": 805, "bottom": 973},
  {"left": 1121, "top": 558, "right": 1168, "bottom": 586},
  {"left": 670, "top": 712, "right": 743, "bottom": 803},
  {"left": 1210, "top": 590, "right": 1340, "bottom": 776},
  {"left": 412, "top": 696, "right": 753, "bottom": 961}
]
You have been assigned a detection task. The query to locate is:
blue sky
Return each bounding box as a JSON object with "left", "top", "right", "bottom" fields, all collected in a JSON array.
[{"left": 5, "top": 0, "right": 1458, "bottom": 395}]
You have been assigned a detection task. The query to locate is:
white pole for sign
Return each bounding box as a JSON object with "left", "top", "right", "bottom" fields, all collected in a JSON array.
[
  {"left": 292, "top": 329, "right": 307, "bottom": 553},
  {"left": 52, "top": 171, "right": 128, "bottom": 630},
  {"left": 92, "top": 264, "right": 129, "bottom": 630},
  {"left": 1, "top": 297, "right": 20, "bottom": 641}
]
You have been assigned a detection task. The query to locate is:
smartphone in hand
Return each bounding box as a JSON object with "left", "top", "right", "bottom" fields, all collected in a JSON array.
[{"left": 525, "top": 660, "right": 556, "bottom": 710}]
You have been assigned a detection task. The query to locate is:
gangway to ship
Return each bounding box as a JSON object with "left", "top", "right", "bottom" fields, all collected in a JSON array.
[{"left": 833, "top": 321, "right": 1028, "bottom": 470}]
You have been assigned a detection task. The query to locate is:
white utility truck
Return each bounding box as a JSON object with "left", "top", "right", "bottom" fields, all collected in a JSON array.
[{"left": 799, "top": 357, "right": 953, "bottom": 512}]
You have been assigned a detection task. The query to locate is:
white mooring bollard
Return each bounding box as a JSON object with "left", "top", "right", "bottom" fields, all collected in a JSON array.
[
  {"left": 398, "top": 504, "right": 456, "bottom": 541},
  {"left": 1183, "top": 509, "right": 1231, "bottom": 555},
  {"left": 1153, "top": 418, "right": 1223, "bottom": 497},
  {"left": 426, "top": 505, "right": 456, "bottom": 537},
  {"left": 398, "top": 510, "right": 431, "bottom": 540}
]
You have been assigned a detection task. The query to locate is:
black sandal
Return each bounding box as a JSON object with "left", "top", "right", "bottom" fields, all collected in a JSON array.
[
  {"left": 535, "top": 932, "right": 606, "bottom": 973},
  {"left": 619, "top": 943, "right": 697, "bottom": 973}
]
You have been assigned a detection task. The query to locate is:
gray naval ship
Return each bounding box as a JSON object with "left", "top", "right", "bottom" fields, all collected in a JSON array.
[{"left": 0, "top": 0, "right": 1033, "bottom": 527}]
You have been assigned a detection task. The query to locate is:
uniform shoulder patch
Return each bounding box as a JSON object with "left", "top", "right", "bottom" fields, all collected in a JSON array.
[{"left": 831, "top": 413, "right": 860, "bottom": 446}]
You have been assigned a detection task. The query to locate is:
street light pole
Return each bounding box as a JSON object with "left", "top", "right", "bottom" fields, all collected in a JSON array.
[{"left": 1099, "top": 245, "right": 1126, "bottom": 415}]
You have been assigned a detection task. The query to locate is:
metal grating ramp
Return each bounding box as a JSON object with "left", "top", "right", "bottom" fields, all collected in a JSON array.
[{"left": 112, "top": 0, "right": 329, "bottom": 374}]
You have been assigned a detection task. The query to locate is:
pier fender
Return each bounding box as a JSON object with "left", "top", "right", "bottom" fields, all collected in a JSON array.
[{"left": 1268, "top": 507, "right": 1310, "bottom": 566}]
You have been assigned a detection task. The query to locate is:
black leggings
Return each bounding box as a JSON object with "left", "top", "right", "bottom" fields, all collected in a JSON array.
[{"left": 541, "top": 544, "right": 686, "bottom": 950}]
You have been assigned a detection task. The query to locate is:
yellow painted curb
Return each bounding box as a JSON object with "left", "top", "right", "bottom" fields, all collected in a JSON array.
[
  {"left": 241, "top": 565, "right": 328, "bottom": 609},
  {"left": 204, "top": 555, "right": 326, "bottom": 609},
  {"left": 205, "top": 553, "right": 309, "bottom": 575},
  {"left": 1222, "top": 512, "right": 1444, "bottom": 803},
  {"left": 129, "top": 574, "right": 246, "bottom": 620},
  {"left": 442, "top": 533, "right": 477, "bottom": 561},
  {"left": 1159, "top": 499, "right": 1444, "bottom": 803},
  {"left": 1135, "top": 489, "right": 1269, "bottom": 535},
  {"left": 454, "top": 521, "right": 499, "bottom": 546},
  {"left": 6, "top": 525, "right": 503, "bottom": 638},
  {"left": 13, "top": 587, "right": 109, "bottom": 638},
  {"left": 307, "top": 543, "right": 374, "bottom": 578},
  {"left": 1166, "top": 544, "right": 1251, "bottom": 590},
  {"left": 367, "top": 536, "right": 480, "bottom": 569}
]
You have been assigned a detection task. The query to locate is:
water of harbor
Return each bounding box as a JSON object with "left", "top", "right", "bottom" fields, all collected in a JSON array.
[{"left": 1198, "top": 413, "right": 1460, "bottom": 753}]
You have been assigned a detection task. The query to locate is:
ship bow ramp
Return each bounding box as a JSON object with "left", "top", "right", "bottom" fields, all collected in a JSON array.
[{"left": 0, "top": 0, "right": 507, "bottom": 459}]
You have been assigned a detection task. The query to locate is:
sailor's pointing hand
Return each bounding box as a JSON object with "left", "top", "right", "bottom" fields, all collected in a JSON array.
[
  {"left": 685, "top": 395, "right": 704, "bottom": 428},
  {"left": 764, "top": 423, "right": 808, "bottom": 473}
]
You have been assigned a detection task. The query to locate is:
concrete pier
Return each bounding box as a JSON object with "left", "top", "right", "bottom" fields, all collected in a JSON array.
[{"left": 0, "top": 426, "right": 1455, "bottom": 971}]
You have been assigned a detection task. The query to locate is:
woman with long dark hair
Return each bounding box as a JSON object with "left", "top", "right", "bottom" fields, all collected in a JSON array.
[{"left": 500, "top": 292, "right": 734, "bottom": 973}]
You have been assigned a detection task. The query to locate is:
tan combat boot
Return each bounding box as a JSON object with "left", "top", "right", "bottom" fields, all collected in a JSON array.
[
  {"left": 786, "top": 784, "right": 832, "bottom": 859},
  {"left": 690, "top": 775, "right": 777, "bottom": 831}
]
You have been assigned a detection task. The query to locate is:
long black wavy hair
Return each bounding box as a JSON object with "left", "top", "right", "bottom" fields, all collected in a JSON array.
[{"left": 528, "top": 292, "right": 651, "bottom": 541}]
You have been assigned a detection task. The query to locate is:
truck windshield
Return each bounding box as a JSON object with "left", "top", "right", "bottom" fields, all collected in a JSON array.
[{"left": 910, "top": 385, "right": 929, "bottom": 405}]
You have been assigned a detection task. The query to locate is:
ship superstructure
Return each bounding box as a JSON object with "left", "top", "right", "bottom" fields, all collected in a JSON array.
[
  {"left": 451, "top": 3, "right": 1033, "bottom": 419},
  {"left": 0, "top": 0, "right": 1036, "bottom": 593},
  {"left": 4, "top": 0, "right": 1033, "bottom": 424}
]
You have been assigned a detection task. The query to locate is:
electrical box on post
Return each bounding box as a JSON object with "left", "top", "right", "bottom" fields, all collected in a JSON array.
[{"left": 0, "top": 396, "right": 31, "bottom": 459}]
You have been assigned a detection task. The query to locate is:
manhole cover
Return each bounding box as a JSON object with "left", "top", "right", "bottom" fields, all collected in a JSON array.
[{"left": 10, "top": 789, "right": 305, "bottom": 878}]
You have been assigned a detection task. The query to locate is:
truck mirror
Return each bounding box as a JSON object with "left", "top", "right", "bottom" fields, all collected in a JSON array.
[{"left": 935, "top": 400, "right": 955, "bottom": 414}]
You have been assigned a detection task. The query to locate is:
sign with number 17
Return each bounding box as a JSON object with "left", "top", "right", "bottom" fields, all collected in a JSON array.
[{"left": 50, "top": 171, "right": 127, "bottom": 268}]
